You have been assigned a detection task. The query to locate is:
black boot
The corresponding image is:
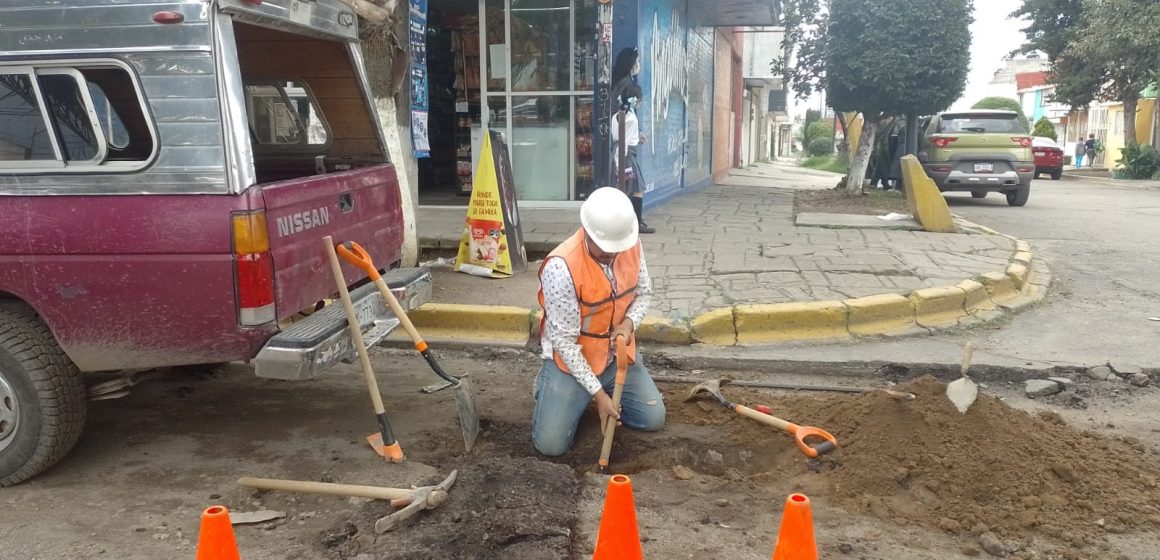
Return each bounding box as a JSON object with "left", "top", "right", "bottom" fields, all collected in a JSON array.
[{"left": 632, "top": 196, "right": 655, "bottom": 234}]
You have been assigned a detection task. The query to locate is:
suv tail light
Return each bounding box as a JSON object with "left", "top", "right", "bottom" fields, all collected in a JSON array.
[
  {"left": 232, "top": 211, "right": 275, "bottom": 326},
  {"left": 931, "top": 137, "right": 958, "bottom": 148},
  {"left": 1012, "top": 137, "right": 1032, "bottom": 147}
]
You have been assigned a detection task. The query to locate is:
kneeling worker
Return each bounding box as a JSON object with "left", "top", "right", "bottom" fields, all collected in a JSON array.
[{"left": 532, "top": 187, "right": 666, "bottom": 456}]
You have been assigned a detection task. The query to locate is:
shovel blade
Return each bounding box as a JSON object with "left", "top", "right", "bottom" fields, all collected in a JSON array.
[
  {"left": 453, "top": 376, "right": 481, "bottom": 452},
  {"left": 946, "top": 377, "right": 978, "bottom": 414}
]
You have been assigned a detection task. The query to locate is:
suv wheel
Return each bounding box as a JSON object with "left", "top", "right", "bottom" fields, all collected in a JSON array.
[
  {"left": 0, "top": 302, "right": 86, "bottom": 486},
  {"left": 1005, "top": 186, "right": 1031, "bottom": 207},
  {"left": 1051, "top": 169, "right": 1062, "bottom": 180}
]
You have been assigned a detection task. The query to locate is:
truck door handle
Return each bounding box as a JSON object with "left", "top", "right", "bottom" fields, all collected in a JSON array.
[{"left": 339, "top": 193, "right": 353, "bottom": 213}]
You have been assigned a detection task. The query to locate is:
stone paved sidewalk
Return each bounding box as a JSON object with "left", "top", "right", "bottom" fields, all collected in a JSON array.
[{"left": 417, "top": 162, "right": 1017, "bottom": 322}]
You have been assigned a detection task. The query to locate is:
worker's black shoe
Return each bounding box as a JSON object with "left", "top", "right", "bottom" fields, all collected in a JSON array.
[{"left": 638, "top": 221, "right": 656, "bottom": 234}]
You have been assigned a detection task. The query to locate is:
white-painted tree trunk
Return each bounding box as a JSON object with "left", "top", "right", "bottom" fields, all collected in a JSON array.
[
  {"left": 845, "top": 117, "right": 878, "bottom": 195},
  {"left": 375, "top": 96, "right": 419, "bottom": 267}
]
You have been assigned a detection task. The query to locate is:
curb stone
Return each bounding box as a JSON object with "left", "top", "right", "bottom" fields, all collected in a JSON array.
[{"left": 403, "top": 229, "right": 1047, "bottom": 347}]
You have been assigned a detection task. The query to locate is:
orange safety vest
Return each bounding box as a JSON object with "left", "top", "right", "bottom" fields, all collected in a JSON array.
[{"left": 538, "top": 228, "right": 641, "bottom": 374}]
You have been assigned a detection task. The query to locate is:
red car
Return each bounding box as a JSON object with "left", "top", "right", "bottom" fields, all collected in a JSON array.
[{"left": 1033, "top": 137, "right": 1064, "bottom": 180}]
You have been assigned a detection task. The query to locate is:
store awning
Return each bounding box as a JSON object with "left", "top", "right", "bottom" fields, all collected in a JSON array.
[{"left": 687, "top": 0, "right": 781, "bottom": 27}]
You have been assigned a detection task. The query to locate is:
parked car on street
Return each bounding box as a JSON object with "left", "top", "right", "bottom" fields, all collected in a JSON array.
[
  {"left": 1032, "top": 137, "right": 1064, "bottom": 180},
  {"left": 919, "top": 110, "right": 1035, "bottom": 206},
  {"left": 0, "top": 0, "right": 429, "bottom": 485}
]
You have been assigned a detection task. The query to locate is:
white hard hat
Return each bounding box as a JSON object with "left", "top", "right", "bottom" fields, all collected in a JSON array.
[{"left": 580, "top": 187, "right": 639, "bottom": 253}]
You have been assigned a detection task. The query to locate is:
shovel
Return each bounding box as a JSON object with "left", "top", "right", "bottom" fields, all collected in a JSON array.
[
  {"left": 946, "top": 341, "right": 978, "bottom": 414},
  {"left": 337, "top": 241, "right": 481, "bottom": 452}
]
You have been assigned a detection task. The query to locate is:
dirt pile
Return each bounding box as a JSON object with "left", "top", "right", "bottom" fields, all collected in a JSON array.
[
  {"left": 760, "top": 377, "right": 1160, "bottom": 550},
  {"left": 324, "top": 457, "right": 578, "bottom": 560}
]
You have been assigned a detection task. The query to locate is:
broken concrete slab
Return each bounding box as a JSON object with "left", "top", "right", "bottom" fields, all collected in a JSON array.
[
  {"left": 794, "top": 212, "right": 923, "bottom": 231},
  {"left": 1025, "top": 379, "right": 1063, "bottom": 398}
]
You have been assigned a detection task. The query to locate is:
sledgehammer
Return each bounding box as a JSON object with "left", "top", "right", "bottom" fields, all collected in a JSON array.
[{"left": 686, "top": 379, "right": 838, "bottom": 458}]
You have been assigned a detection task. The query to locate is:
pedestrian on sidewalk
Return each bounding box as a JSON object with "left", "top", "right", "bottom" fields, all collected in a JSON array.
[
  {"left": 609, "top": 48, "right": 654, "bottom": 234},
  {"left": 532, "top": 187, "right": 665, "bottom": 457},
  {"left": 611, "top": 84, "right": 655, "bottom": 233},
  {"left": 1074, "top": 139, "right": 1086, "bottom": 168},
  {"left": 1085, "top": 133, "right": 1098, "bottom": 166}
]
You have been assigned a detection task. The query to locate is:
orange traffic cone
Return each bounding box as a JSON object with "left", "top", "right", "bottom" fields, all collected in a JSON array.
[
  {"left": 772, "top": 493, "right": 818, "bottom": 560},
  {"left": 593, "top": 474, "right": 642, "bottom": 560},
  {"left": 196, "top": 505, "right": 241, "bottom": 560}
]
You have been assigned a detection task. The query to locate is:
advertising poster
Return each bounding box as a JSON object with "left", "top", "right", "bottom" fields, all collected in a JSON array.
[
  {"left": 409, "top": 0, "right": 430, "bottom": 158},
  {"left": 455, "top": 132, "right": 528, "bottom": 278}
]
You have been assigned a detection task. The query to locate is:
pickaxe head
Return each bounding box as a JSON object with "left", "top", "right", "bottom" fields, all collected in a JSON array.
[{"left": 685, "top": 378, "right": 732, "bottom": 405}]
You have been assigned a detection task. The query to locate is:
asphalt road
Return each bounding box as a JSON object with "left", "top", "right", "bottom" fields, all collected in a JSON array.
[{"left": 939, "top": 176, "right": 1160, "bottom": 368}]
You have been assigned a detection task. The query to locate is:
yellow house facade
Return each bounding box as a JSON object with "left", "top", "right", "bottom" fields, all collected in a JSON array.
[{"left": 1104, "top": 98, "right": 1156, "bottom": 167}]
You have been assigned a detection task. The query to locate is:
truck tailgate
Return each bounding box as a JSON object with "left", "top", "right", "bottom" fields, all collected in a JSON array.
[{"left": 260, "top": 164, "right": 403, "bottom": 320}]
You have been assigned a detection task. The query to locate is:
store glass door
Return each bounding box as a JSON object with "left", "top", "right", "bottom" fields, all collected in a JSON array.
[{"left": 480, "top": 0, "right": 596, "bottom": 203}]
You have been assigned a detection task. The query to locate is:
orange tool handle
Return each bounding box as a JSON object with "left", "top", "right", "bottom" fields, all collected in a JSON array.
[
  {"left": 734, "top": 405, "right": 838, "bottom": 458},
  {"left": 336, "top": 240, "right": 381, "bottom": 281}
]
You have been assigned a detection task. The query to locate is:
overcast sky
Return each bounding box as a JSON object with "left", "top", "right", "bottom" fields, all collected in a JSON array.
[{"left": 950, "top": 0, "right": 1029, "bottom": 110}]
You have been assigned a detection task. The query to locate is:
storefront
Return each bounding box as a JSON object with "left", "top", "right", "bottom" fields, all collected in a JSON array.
[{"left": 415, "top": 0, "right": 778, "bottom": 207}]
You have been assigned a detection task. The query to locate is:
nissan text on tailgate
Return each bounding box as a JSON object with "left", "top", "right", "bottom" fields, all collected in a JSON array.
[
  {"left": 0, "top": 0, "right": 429, "bottom": 485},
  {"left": 920, "top": 110, "right": 1035, "bottom": 207}
]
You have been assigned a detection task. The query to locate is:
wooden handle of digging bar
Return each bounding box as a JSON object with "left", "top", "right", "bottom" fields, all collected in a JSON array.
[
  {"left": 597, "top": 337, "right": 630, "bottom": 470},
  {"left": 237, "top": 477, "right": 412, "bottom": 501},
  {"left": 372, "top": 277, "right": 425, "bottom": 347},
  {"left": 323, "top": 236, "right": 386, "bottom": 415}
]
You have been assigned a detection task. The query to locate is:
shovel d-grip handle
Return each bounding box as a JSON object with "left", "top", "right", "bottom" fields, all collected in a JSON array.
[
  {"left": 336, "top": 241, "right": 380, "bottom": 280},
  {"left": 734, "top": 405, "right": 838, "bottom": 458}
]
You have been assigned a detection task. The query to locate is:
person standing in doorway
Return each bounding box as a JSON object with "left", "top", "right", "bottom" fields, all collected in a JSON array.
[
  {"left": 1085, "top": 133, "right": 1098, "bottom": 167},
  {"left": 1074, "top": 139, "right": 1086, "bottom": 168},
  {"left": 609, "top": 48, "right": 654, "bottom": 234}
]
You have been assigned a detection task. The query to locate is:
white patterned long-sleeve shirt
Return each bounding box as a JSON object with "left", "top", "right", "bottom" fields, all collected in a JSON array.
[{"left": 539, "top": 254, "right": 652, "bottom": 396}]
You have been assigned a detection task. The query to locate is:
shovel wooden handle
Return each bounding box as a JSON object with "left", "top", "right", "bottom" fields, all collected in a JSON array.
[
  {"left": 735, "top": 404, "right": 838, "bottom": 459},
  {"left": 597, "top": 336, "right": 630, "bottom": 473}
]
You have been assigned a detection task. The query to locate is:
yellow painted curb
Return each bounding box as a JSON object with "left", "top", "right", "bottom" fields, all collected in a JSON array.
[
  {"left": 639, "top": 316, "right": 693, "bottom": 345},
  {"left": 735, "top": 301, "right": 849, "bottom": 344},
  {"left": 1006, "top": 263, "right": 1030, "bottom": 289},
  {"left": 909, "top": 286, "right": 967, "bottom": 328},
  {"left": 407, "top": 303, "right": 533, "bottom": 344},
  {"left": 1016, "top": 240, "right": 1032, "bottom": 253},
  {"left": 979, "top": 271, "right": 1018, "bottom": 303},
  {"left": 690, "top": 307, "right": 736, "bottom": 345},
  {"left": 1012, "top": 250, "right": 1033, "bottom": 267},
  {"left": 959, "top": 279, "right": 995, "bottom": 314},
  {"left": 844, "top": 294, "right": 916, "bottom": 335}
]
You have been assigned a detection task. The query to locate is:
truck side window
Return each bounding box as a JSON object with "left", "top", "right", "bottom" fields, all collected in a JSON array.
[
  {"left": 0, "top": 62, "right": 154, "bottom": 172},
  {"left": 0, "top": 73, "right": 57, "bottom": 162},
  {"left": 244, "top": 81, "right": 329, "bottom": 147}
]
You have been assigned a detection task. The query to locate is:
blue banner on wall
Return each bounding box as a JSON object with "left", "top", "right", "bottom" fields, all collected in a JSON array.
[
  {"left": 637, "top": 0, "right": 688, "bottom": 200},
  {"left": 409, "top": 0, "right": 430, "bottom": 158}
]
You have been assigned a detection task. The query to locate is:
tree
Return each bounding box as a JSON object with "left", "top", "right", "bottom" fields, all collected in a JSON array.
[
  {"left": 972, "top": 97, "right": 1030, "bottom": 131},
  {"left": 1032, "top": 117, "right": 1058, "bottom": 140},
  {"left": 824, "top": 0, "right": 973, "bottom": 193}
]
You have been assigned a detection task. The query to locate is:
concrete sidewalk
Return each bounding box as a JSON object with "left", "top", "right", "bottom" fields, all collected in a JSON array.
[{"left": 413, "top": 162, "right": 1045, "bottom": 346}]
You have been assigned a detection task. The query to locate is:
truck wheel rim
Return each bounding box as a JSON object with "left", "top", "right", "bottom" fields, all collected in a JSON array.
[{"left": 0, "top": 375, "right": 19, "bottom": 452}]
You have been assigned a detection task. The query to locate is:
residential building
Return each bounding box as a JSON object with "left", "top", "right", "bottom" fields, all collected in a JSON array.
[
  {"left": 739, "top": 27, "right": 790, "bottom": 165},
  {"left": 984, "top": 54, "right": 1049, "bottom": 101}
]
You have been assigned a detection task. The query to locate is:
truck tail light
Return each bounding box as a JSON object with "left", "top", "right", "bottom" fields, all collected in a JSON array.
[
  {"left": 931, "top": 137, "right": 958, "bottom": 148},
  {"left": 1012, "top": 136, "right": 1032, "bottom": 147},
  {"left": 232, "top": 211, "right": 275, "bottom": 326}
]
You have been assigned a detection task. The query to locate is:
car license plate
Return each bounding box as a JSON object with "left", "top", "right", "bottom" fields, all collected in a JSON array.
[
  {"left": 1034, "top": 151, "right": 1046, "bottom": 157},
  {"left": 974, "top": 163, "right": 994, "bottom": 173}
]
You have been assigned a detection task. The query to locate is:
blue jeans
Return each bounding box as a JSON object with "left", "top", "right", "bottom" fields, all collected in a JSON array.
[
  {"left": 531, "top": 350, "right": 666, "bottom": 456},
  {"left": 1076, "top": 153, "right": 1084, "bottom": 168}
]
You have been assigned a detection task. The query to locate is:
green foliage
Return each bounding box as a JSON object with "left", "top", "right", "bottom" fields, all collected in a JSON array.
[
  {"left": 774, "top": 0, "right": 826, "bottom": 100},
  {"left": 807, "top": 137, "right": 835, "bottom": 156},
  {"left": 1113, "top": 143, "right": 1160, "bottom": 180},
  {"left": 798, "top": 114, "right": 833, "bottom": 153},
  {"left": 824, "top": 0, "right": 972, "bottom": 117},
  {"left": 1031, "top": 117, "right": 1058, "bottom": 140},
  {"left": 971, "top": 97, "right": 1031, "bottom": 131},
  {"left": 802, "top": 154, "right": 848, "bottom": 174}
]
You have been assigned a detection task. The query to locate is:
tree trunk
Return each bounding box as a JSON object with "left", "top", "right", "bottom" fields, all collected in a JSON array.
[
  {"left": 845, "top": 118, "right": 878, "bottom": 195},
  {"left": 905, "top": 113, "right": 919, "bottom": 156},
  {"left": 1123, "top": 94, "right": 1139, "bottom": 146},
  {"left": 834, "top": 112, "right": 850, "bottom": 165}
]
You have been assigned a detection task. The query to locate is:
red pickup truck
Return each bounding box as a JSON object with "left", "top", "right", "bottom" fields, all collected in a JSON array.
[{"left": 0, "top": 0, "right": 428, "bottom": 484}]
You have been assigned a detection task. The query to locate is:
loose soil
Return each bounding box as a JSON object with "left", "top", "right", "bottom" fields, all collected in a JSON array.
[
  {"left": 794, "top": 187, "right": 910, "bottom": 216},
  {"left": 5, "top": 348, "right": 1160, "bottom": 559}
]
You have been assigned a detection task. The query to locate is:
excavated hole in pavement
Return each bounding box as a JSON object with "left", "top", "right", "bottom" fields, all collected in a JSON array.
[{"left": 322, "top": 377, "right": 1160, "bottom": 560}]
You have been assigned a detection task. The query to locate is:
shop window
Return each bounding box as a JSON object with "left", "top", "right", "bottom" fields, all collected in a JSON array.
[
  {"left": 0, "top": 63, "right": 155, "bottom": 171},
  {"left": 244, "top": 81, "right": 329, "bottom": 147}
]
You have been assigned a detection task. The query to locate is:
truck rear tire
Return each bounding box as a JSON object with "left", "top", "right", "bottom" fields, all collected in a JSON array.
[
  {"left": 1006, "top": 186, "right": 1031, "bottom": 207},
  {"left": 0, "top": 302, "right": 86, "bottom": 486}
]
